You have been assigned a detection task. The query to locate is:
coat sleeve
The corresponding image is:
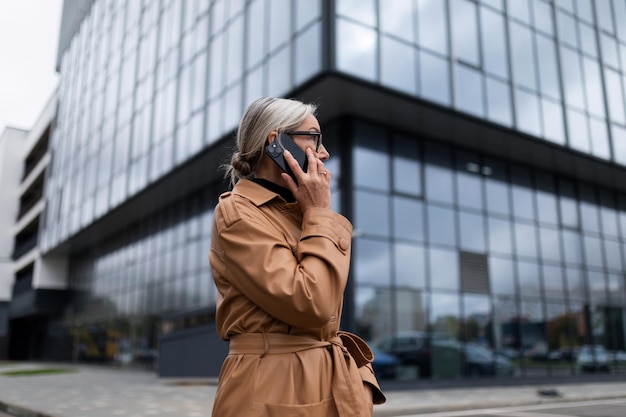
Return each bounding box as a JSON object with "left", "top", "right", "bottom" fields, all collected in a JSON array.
[{"left": 211, "top": 196, "right": 353, "bottom": 329}]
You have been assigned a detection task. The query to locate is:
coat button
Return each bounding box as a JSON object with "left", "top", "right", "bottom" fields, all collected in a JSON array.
[{"left": 338, "top": 238, "right": 349, "bottom": 251}]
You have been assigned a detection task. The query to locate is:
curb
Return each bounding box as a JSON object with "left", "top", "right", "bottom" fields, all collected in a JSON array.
[
  {"left": 372, "top": 393, "right": 626, "bottom": 416},
  {"left": 0, "top": 401, "right": 57, "bottom": 417}
]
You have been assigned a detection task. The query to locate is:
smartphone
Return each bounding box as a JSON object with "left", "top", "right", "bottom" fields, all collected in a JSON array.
[{"left": 265, "top": 132, "right": 308, "bottom": 183}]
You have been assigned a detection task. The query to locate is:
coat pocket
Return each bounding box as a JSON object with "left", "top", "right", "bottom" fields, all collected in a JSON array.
[{"left": 249, "top": 398, "right": 337, "bottom": 417}]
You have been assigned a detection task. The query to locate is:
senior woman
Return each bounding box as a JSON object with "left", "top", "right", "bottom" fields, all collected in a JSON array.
[{"left": 209, "top": 97, "right": 385, "bottom": 416}]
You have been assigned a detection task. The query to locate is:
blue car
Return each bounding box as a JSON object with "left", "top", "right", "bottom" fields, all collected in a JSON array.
[{"left": 370, "top": 345, "right": 399, "bottom": 379}]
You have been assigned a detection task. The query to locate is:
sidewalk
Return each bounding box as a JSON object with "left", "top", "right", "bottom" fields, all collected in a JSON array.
[{"left": 1, "top": 362, "right": 625, "bottom": 417}]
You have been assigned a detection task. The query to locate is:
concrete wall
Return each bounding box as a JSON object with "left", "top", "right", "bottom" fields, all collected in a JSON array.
[{"left": 0, "top": 127, "right": 26, "bottom": 302}]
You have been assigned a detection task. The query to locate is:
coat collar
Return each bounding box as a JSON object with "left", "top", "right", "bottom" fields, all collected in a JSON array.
[{"left": 231, "top": 178, "right": 292, "bottom": 206}]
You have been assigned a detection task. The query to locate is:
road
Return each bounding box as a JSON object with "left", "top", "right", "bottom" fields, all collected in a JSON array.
[{"left": 404, "top": 398, "right": 626, "bottom": 417}]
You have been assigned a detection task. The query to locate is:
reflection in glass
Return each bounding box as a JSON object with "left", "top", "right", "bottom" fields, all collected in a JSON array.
[
  {"left": 417, "top": 0, "right": 448, "bottom": 54},
  {"left": 532, "top": 0, "right": 553, "bottom": 35},
  {"left": 429, "top": 247, "right": 459, "bottom": 291},
  {"left": 556, "top": 10, "right": 578, "bottom": 49},
  {"left": 425, "top": 143, "right": 454, "bottom": 203},
  {"left": 583, "top": 235, "right": 604, "bottom": 269},
  {"left": 510, "top": 165, "right": 535, "bottom": 221},
  {"left": 510, "top": 22, "right": 537, "bottom": 90},
  {"left": 428, "top": 204, "right": 457, "bottom": 247},
  {"left": 515, "top": 89, "right": 542, "bottom": 137},
  {"left": 588, "top": 118, "right": 610, "bottom": 160},
  {"left": 558, "top": 179, "right": 578, "bottom": 228},
  {"left": 456, "top": 150, "right": 484, "bottom": 210},
  {"left": 517, "top": 260, "right": 540, "bottom": 297},
  {"left": 578, "top": 21, "right": 598, "bottom": 57},
  {"left": 539, "top": 227, "right": 562, "bottom": 263},
  {"left": 542, "top": 264, "right": 564, "bottom": 300},
  {"left": 393, "top": 196, "right": 424, "bottom": 242},
  {"left": 462, "top": 294, "right": 491, "bottom": 345},
  {"left": 486, "top": 77, "right": 513, "bottom": 126},
  {"left": 488, "top": 217, "right": 513, "bottom": 255},
  {"left": 452, "top": 0, "right": 479, "bottom": 65},
  {"left": 336, "top": 19, "right": 377, "bottom": 81},
  {"left": 612, "top": 124, "right": 626, "bottom": 166},
  {"left": 560, "top": 47, "right": 585, "bottom": 109},
  {"left": 603, "top": 239, "right": 623, "bottom": 271},
  {"left": 354, "top": 190, "right": 390, "bottom": 237},
  {"left": 394, "top": 242, "right": 426, "bottom": 288},
  {"left": 536, "top": 35, "right": 560, "bottom": 100},
  {"left": 535, "top": 173, "right": 559, "bottom": 225},
  {"left": 565, "top": 267, "right": 585, "bottom": 301},
  {"left": 354, "top": 124, "right": 389, "bottom": 190},
  {"left": 419, "top": 50, "right": 451, "bottom": 106},
  {"left": 380, "top": 0, "right": 414, "bottom": 42},
  {"left": 354, "top": 238, "right": 391, "bottom": 285},
  {"left": 430, "top": 292, "right": 461, "bottom": 378},
  {"left": 354, "top": 286, "right": 393, "bottom": 342},
  {"left": 583, "top": 57, "right": 605, "bottom": 119},
  {"left": 381, "top": 36, "right": 417, "bottom": 94},
  {"left": 481, "top": 7, "right": 509, "bottom": 79},
  {"left": 579, "top": 185, "right": 600, "bottom": 233},
  {"left": 295, "top": 24, "right": 322, "bottom": 85},
  {"left": 392, "top": 135, "right": 422, "bottom": 196},
  {"left": 336, "top": 0, "right": 376, "bottom": 26},
  {"left": 459, "top": 211, "right": 486, "bottom": 252},
  {"left": 515, "top": 222, "right": 538, "bottom": 259},
  {"left": 455, "top": 64, "right": 484, "bottom": 117},
  {"left": 489, "top": 256, "right": 515, "bottom": 295},
  {"left": 567, "top": 109, "right": 590, "bottom": 153}
]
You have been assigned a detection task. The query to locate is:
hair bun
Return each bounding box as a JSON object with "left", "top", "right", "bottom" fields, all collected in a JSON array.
[{"left": 231, "top": 152, "right": 253, "bottom": 177}]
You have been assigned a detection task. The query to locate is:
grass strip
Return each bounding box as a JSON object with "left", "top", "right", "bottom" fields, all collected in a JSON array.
[{"left": 0, "top": 368, "right": 77, "bottom": 377}]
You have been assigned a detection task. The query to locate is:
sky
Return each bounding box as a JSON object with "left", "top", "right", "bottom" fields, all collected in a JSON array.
[{"left": 0, "top": 0, "right": 63, "bottom": 135}]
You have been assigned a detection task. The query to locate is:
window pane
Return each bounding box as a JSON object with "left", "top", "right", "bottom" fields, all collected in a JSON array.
[
  {"left": 539, "top": 227, "right": 562, "bottom": 263},
  {"left": 417, "top": 0, "right": 448, "bottom": 54},
  {"left": 490, "top": 256, "right": 515, "bottom": 295},
  {"left": 354, "top": 238, "right": 391, "bottom": 285},
  {"left": 452, "top": 0, "right": 479, "bottom": 65},
  {"left": 558, "top": 179, "right": 579, "bottom": 228},
  {"left": 393, "top": 135, "right": 422, "bottom": 196},
  {"left": 565, "top": 267, "right": 585, "bottom": 300},
  {"left": 336, "top": 18, "right": 377, "bottom": 81},
  {"left": 536, "top": 35, "right": 560, "bottom": 100},
  {"left": 533, "top": 0, "right": 554, "bottom": 35},
  {"left": 579, "top": 22, "right": 598, "bottom": 57},
  {"left": 562, "top": 230, "right": 582, "bottom": 265},
  {"left": 535, "top": 173, "right": 559, "bottom": 225},
  {"left": 428, "top": 204, "right": 457, "bottom": 247},
  {"left": 295, "top": 23, "right": 322, "bottom": 85},
  {"left": 515, "top": 89, "right": 542, "bottom": 137},
  {"left": 425, "top": 143, "right": 454, "bottom": 203},
  {"left": 541, "top": 98, "right": 565, "bottom": 145},
  {"left": 542, "top": 264, "right": 564, "bottom": 300},
  {"left": 517, "top": 260, "right": 540, "bottom": 297},
  {"left": 429, "top": 248, "right": 460, "bottom": 291},
  {"left": 514, "top": 222, "right": 538, "bottom": 259},
  {"left": 459, "top": 211, "right": 486, "bottom": 252},
  {"left": 393, "top": 196, "right": 424, "bottom": 242},
  {"left": 337, "top": 0, "right": 376, "bottom": 26},
  {"left": 612, "top": 124, "right": 626, "bottom": 166},
  {"left": 455, "top": 150, "right": 484, "bottom": 210},
  {"left": 355, "top": 286, "right": 392, "bottom": 341},
  {"left": 486, "top": 77, "right": 513, "bottom": 126},
  {"left": 380, "top": 0, "right": 414, "bottom": 41},
  {"left": 354, "top": 190, "right": 390, "bottom": 237},
  {"left": 589, "top": 117, "right": 610, "bottom": 160},
  {"left": 381, "top": 36, "right": 417, "bottom": 94},
  {"left": 583, "top": 57, "right": 606, "bottom": 119},
  {"left": 488, "top": 217, "right": 513, "bottom": 255},
  {"left": 510, "top": 22, "right": 537, "bottom": 90},
  {"left": 484, "top": 162, "right": 510, "bottom": 216},
  {"left": 419, "top": 50, "right": 451, "bottom": 105},
  {"left": 354, "top": 124, "right": 389, "bottom": 190},
  {"left": 510, "top": 165, "right": 535, "bottom": 221},
  {"left": 481, "top": 7, "right": 509, "bottom": 78},
  {"left": 394, "top": 242, "right": 426, "bottom": 288},
  {"left": 455, "top": 64, "right": 484, "bottom": 117},
  {"left": 583, "top": 235, "right": 604, "bottom": 269},
  {"left": 560, "top": 47, "right": 585, "bottom": 110}
]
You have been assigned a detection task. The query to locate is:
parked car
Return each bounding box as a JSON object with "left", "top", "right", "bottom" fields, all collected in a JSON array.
[
  {"left": 377, "top": 331, "right": 432, "bottom": 378},
  {"left": 370, "top": 345, "right": 399, "bottom": 380},
  {"left": 462, "top": 343, "right": 514, "bottom": 376},
  {"left": 576, "top": 345, "right": 610, "bottom": 373}
]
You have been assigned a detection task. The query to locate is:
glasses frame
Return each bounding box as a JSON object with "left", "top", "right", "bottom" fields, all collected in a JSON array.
[{"left": 284, "top": 130, "right": 323, "bottom": 152}]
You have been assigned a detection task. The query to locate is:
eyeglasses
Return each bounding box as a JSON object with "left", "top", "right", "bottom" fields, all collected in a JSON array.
[{"left": 284, "top": 130, "right": 323, "bottom": 152}]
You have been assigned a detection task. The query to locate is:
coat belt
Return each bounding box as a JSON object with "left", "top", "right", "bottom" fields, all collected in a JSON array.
[{"left": 228, "top": 331, "right": 373, "bottom": 417}]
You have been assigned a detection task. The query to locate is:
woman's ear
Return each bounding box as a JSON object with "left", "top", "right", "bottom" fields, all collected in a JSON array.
[{"left": 267, "top": 130, "right": 277, "bottom": 144}]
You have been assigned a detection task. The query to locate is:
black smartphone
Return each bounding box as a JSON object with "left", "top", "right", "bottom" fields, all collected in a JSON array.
[{"left": 265, "top": 132, "right": 308, "bottom": 183}]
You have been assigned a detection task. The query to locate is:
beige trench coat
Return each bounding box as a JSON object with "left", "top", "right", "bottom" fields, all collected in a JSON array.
[{"left": 209, "top": 179, "right": 385, "bottom": 417}]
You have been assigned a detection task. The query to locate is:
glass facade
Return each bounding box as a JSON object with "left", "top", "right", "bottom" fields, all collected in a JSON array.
[{"left": 39, "top": 0, "right": 626, "bottom": 381}]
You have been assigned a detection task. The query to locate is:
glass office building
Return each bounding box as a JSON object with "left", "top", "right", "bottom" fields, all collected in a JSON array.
[{"left": 15, "top": 0, "right": 626, "bottom": 380}]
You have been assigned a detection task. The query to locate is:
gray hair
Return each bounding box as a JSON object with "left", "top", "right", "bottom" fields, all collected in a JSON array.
[{"left": 224, "top": 97, "right": 318, "bottom": 187}]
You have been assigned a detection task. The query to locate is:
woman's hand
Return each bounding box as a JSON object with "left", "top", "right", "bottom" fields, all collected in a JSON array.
[{"left": 282, "top": 148, "right": 331, "bottom": 211}]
